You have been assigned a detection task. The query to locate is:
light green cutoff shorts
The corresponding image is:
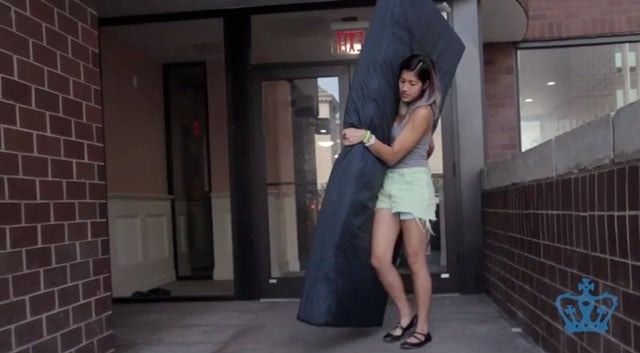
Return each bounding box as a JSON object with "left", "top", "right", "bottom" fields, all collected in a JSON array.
[{"left": 375, "top": 167, "right": 438, "bottom": 234}]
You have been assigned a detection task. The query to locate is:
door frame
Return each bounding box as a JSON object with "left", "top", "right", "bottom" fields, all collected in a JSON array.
[{"left": 252, "top": 64, "right": 350, "bottom": 298}]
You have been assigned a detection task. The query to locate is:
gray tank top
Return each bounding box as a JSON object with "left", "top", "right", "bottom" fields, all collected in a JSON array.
[{"left": 390, "top": 104, "right": 434, "bottom": 170}]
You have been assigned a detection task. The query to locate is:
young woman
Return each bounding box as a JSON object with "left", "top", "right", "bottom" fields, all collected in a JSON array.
[{"left": 342, "top": 54, "right": 440, "bottom": 349}]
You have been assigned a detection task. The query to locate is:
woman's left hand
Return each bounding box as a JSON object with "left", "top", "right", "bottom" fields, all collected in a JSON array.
[{"left": 342, "top": 128, "right": 367, "bottom": 146}]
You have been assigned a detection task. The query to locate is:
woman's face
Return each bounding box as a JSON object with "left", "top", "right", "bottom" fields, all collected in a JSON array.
[{"left": 398, "top": 70, "right": 426, "bottom": 103}]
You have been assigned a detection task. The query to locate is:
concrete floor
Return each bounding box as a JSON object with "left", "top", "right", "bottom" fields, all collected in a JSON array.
[{"left": 113, "top": 294, "right": 546, "bottom": 353}]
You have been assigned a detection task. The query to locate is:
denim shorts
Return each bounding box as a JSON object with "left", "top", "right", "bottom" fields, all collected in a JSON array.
[{"left": 375, "top": 167, "right": 438, "bottom": 233}]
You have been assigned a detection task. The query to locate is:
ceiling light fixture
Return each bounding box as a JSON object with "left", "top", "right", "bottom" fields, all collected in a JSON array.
[
  {"left": 317, "top": 141, "right": 335, "bottom": 147},
  {"left": 546, "top": 81, "right": 556, "bottom": 86},
  {"left": 524, "top": 98, "right": 534, "bottom": 103}
]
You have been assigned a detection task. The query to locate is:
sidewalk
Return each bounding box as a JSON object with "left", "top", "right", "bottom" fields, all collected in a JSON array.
[{"left": 113, "top": 294, "right": 545, "bottom": 353}]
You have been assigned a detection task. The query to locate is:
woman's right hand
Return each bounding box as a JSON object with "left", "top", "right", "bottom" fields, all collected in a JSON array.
[{"left": 342, "top": 128, "right": 368, "bottom": 146}]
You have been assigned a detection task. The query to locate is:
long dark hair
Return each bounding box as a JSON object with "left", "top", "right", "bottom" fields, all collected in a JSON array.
[{"left": 398, "top": 54, "right": 441, "bottom": 115}]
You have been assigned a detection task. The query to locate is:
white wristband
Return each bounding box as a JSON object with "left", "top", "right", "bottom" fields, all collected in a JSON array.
[{"left": 364, "top": 134, "right": 376, "bottom": 146}]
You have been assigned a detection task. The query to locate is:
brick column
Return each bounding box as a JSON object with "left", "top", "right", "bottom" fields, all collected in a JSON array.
[
  {"left": 0, "top": 0, "right": 112, "bottom": 352},
  {"left": 483, "top": 43, "right": 519, "bottom": 163}
]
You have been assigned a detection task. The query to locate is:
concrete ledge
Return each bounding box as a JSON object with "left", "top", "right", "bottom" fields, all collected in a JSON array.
[
  {"left": 483, "top": 139, "right": 554, "bottom": 190},
  {"left": 554, "top": 114, "right": 613, "bottom": 175},
  {"left": 483, "top": 101, "right": 640, "bottom": 190},
  {"left": 614, "top": 101, "right": 640, "bottom": 163},
  {"left": 483, "top": 156, "right": 518, "bottom": 190},
  {"left": 518, "top": 139, "right": 555, "bottom": 182}
]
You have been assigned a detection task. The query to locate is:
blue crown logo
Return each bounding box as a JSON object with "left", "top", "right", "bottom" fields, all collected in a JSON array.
[{"left": 555, "top": 278, "right": 618, "bottom": 334}]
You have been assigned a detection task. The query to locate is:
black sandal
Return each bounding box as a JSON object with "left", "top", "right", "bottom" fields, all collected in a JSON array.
[
  {"left": 382, "top": 315, "right": 417, "bottom": 343},
  {"left": 400, "top": 331, "right": 432, "bottom": 349}
]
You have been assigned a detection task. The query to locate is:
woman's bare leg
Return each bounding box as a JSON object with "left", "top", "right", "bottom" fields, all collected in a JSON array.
[
  {"left": 370, "top": 209, "right": 413, "bottom": 332},
  {"left": 401, "top": 219, "right": 432, "bottom": 342}
]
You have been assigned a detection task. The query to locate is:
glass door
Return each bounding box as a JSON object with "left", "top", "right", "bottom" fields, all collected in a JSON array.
[{"left": 255, "top": 66, "right": 349, "bottom": 298}]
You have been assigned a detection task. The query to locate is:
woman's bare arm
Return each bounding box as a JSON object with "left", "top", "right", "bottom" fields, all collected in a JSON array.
[{"left": 342, "top": 106, "right": 433, "bottom": 166}]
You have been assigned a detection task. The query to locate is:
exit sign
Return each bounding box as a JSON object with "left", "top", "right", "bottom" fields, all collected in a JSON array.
[{"left": 335, "top": 30, "right": 366, "bottom": 55}]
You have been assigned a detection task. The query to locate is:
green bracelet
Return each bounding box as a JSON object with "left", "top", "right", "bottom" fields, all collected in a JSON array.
[{"left": 362, "top": 130, "right": 372, "bottom": 144}]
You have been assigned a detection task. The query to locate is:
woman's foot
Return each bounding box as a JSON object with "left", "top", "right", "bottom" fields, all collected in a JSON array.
[
  {"left": 400, "top": 331, "right": 432, "bottom": 349},
  {"left": 382, "top": 315, "right": 417, "bottom": 343}
]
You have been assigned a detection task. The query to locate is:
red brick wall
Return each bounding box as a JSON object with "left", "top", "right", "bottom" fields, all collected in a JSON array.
[
  {"left": 483, "top": 43, "right": 520, "bottom": 163},
  {"left": 483, "top": 162, "right": 640, "bottom": 353},
  {"left": 0, "top": 0, "right": 112, "bottom": 352},
  {"left": 525, "top": 0, "right": 640, "bottom": 41}
]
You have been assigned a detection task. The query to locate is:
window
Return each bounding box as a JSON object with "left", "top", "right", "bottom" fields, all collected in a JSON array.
[{"left": 518, "top": 41, "right": 640, "bottom": 151}]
